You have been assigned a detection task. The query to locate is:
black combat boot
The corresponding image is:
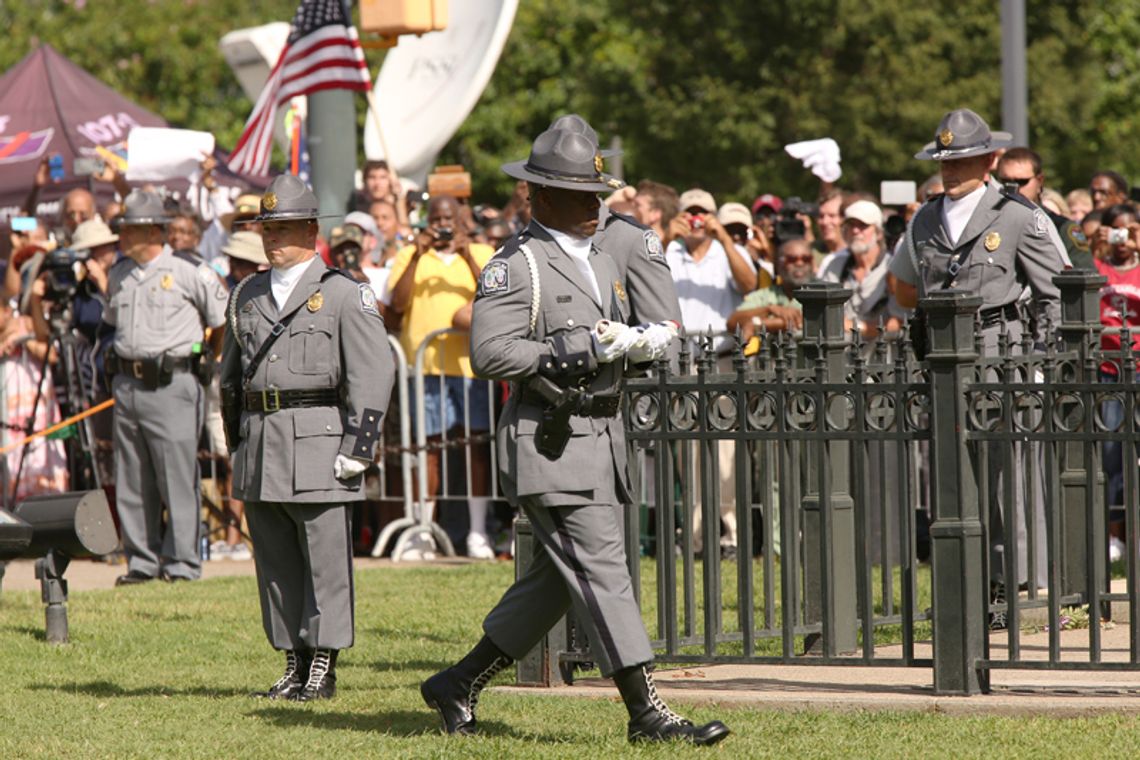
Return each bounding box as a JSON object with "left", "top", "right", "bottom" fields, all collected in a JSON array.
[
  {"left": 252, "top": 649, "right": 309, "bottom": 700},
  {"left": 614, "top": 663, "right": 730, "bottom": 746},
  {"left": 421, "top": 636, "right": 514, "bottom": 735},
  {"left": 292, "top": 648, "right": 337, "bottom": 702}
]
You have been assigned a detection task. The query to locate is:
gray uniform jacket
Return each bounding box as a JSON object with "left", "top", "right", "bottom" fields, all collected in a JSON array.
[
  {"left": 105, "top": 246, "right": 228, "bottom": 357},
  {"left": 470, "top": 223, "right": 633, "bottom": 508},
  {"left": 595, "top": 207, "right": 682, "bottom": 325},
  {"left": 219, "top": 258, "right": 395, "bottom": 503},
  {"left": 889, "top": 185, "right": 1067, "bottom": 327}
]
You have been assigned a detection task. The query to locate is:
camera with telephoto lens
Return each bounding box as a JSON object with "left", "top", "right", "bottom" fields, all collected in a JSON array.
[
  {"left": 1108, "top": 227, "right": 1129, "bottom": 246},
  {"left": 434, "top": 226, "right": 454, "bottom": 243},
  {"left": 43, "top": 247, "right": 88, "bottom": 299},
  {"left": 774, "top": 197, "right": 819, "bottom": 242}
]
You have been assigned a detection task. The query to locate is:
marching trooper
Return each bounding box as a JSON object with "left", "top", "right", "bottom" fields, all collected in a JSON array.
[
  {"left": 420, "top": 126, "right": 729, "bottom": 746},
  {"left": 889, "top": 108, "right": 1070, "bottom": 626},
  {"left": 105, "top": 189, "right": 228, "bottom": 585},
  {"left": 219, "top": 175, "right": 394, "bottom": 701}
]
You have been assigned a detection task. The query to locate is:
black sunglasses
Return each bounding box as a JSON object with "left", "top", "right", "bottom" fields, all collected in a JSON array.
[{"left": 997, "top": 176, "right": 1033, "bottom": 187}]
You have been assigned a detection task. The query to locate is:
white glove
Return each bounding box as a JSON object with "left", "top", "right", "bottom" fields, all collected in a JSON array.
[
  {"left": 593, "top": 320, "right": 644, "bottom": 363},
  {"left": 333, "top": 454, "right": 368, "bottom": 480},
  {"left": 627, "top": 321, "right": 680, "bottom": 363}
]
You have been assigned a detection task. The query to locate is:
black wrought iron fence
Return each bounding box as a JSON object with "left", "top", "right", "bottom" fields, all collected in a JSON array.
[{"left": 514, "top": 271, "right": 1139, "bottom": 694}]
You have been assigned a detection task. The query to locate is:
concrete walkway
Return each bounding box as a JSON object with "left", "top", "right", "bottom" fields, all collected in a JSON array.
[{"left": 5, "top": 556, "right": 1140, "bottom": 715}]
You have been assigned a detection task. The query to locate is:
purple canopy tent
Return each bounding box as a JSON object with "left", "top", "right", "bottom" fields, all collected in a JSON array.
[{"left": 0, "top": 44, "right": 263, "bottom": 223}]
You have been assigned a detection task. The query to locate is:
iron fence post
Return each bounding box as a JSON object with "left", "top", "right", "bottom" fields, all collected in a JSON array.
[
  {"left": 796, "top": 282, "right": 857, "bottom": 655},
  {"left": 1054, "top": 270, "right": 1108, "bottom": 598},
  {"left": 924, "top": 290, "right": 986, "bottom": 694}
]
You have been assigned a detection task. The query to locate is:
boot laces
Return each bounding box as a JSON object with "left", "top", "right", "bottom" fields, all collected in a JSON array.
[
  {"left": 467, "top": 655, "right": 511, "bottom": 716},
  {"left": 304, "top": 649, "right": 331, "bottom": 690},
  {"left": 643, "top": 666, "right": 687, "bottom": 726},
  {"left": 271, "top": 650, "right": 302, "bottom": 691}
]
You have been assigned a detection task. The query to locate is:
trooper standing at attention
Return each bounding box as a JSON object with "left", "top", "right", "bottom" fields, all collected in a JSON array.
[
  {"left": 889, "top": 108, "right": 1070, "bottom": 626},
  {"left": 219, "top": 175, "right": 394, "bottom": 701},
  {"left": 420, "top": 126, "right": 729, "bottom": 746},
  {"left": 105, "top": 189, "right": 228, "bottom": 585}
]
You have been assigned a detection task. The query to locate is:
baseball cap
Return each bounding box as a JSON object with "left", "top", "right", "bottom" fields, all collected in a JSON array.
[
  {"left": 716, "top": 202, "right": 752, "bottom": 228},
  {"left": 330, "top": 225, "right": 364, "bottom": 250},
  {"left": 751, "top": 194, "right": 783, "bottom": 215},
  {"left": 843, "top": 200, "right": 884, "bottom": 228},
  {"left": 679, "top": 188, "right": 716, "bottom": 213},
  {"left": 344, "top": 211, "right": 379, "bottom": 239},
  {"left": 221, "top": 193, "right": 263, "bottom": 231},
  {"left": 222, "top": 230, "right": 268, "bottom": 265}
]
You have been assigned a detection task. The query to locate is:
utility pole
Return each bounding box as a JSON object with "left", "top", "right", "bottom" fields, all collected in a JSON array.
[{"left": 1000, "top": 0, "right": 1028, "bottom": 145}]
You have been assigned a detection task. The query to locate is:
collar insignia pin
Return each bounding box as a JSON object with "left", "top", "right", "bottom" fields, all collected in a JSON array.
[{"left": 614, "top": 280, "right": 626, "bottom": 300}]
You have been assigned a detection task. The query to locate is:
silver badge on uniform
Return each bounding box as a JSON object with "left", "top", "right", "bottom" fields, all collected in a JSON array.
[
  {"left": 480, "top": 260, "right": 509, "bottom": 295},
  {"left": 359, "top": 283, "right": 380, "bottom": 317},
  {"left": 644, "top": 230, "right": 665, "bottom": 263}
]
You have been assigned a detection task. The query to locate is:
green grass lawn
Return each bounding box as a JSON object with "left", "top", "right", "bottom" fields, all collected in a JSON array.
[{"left": 3, "top": 560, "right": 1140, "bottom": 758}]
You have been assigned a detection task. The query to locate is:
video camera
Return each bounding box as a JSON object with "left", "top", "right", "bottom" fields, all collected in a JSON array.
[
  {"left": 774, "top": 197, "right": 819, "bottom": 243},
  {"left": 43, "top": 247, "right": 88, "bottom": 300}
]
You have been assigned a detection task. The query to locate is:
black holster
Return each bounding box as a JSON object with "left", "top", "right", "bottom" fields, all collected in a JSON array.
[
  {"left": 535, "top": 399, "right": 577, "bottom": 459},
  {"left": 191, "top": 345, "right": 215, "bottom": 386},
  {"left": 221, "top": 383, "right": 242, "bottom": 452}
]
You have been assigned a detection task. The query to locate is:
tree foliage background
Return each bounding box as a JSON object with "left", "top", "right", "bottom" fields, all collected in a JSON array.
[{"left": 0, "top": 0, "right": 1134, "bottom": 206}]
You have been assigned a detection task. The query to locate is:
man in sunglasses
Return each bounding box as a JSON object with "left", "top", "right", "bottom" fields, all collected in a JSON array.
[{"left": 996, "top": 147, "right": 1094, "bottom": 269}]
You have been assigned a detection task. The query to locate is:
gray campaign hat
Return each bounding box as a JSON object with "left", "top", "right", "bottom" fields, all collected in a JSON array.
[
  {"left": 254, "top": 174, "right": 337, "bottom": 223},
  {"left": 119, "top": 189, "right": 172, "bottom": 226},
  {"left": 915, "top": 108, "right": 1013, "bottom": 161},
  {"left": 548, "top": 113, "right": 621, "bottom": 159},
  {"left": 502, "top": 128, "right": 625, "bottom": 193}
]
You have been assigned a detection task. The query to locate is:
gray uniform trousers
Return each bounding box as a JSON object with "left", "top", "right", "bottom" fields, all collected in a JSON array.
[
  {"left": 483, "top": 497, "right": 654, "bottom": 678},
  {"left": 112, "top": 372, "right": 204, "bottom": 580},
  {"left": 244, "top": 501, "right": 355, "bottom": 650}
]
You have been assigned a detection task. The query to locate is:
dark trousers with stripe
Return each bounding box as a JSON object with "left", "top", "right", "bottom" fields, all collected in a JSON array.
[{"left": 483, "top": 500, "right": 653, "bottom": 677}]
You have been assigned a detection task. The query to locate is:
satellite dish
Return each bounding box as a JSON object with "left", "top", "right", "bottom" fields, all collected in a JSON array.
[{"left": 363, "top": 0, "right": 518, "bottom": 183}]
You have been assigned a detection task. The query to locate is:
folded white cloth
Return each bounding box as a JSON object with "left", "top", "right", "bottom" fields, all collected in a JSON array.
[
  {"left": 333, "top": 454, "right": 368, "bottom": 480},
  {"left": 785, "top": 138, "right": 842, "bottom": 183}
]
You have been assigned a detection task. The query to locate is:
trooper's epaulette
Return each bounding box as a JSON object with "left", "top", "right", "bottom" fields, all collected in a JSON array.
[
  {"left": 321, "top": 266, "right": 356, "bottom": 283},
  {"left": 606, "top": 210, "right": 648, "bottom": 231},
  {"left": 172, "top": 248, "right": 203, "bottom": 266},
  {"left": 997, "top": 187, "right": 1036, "bottom": 211},
  {"left": 346, "top": 408, "right": 384, "bottom": 459}
]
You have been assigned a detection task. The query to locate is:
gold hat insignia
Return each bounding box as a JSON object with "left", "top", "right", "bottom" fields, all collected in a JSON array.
[
  {"left": 307, "top": 291, "right": 324, "bottom": 312},
  {"left": 613, "top": 280, "right": 626, "bottom": 301},
  {"left": 263, "top": 191, "right": 278, "bottom": 211},
  {"left": 983, "top": 231, "right": 1001, "bottom": 252},
  {"left": 594, "top": 154, "right": 604, "bottom": 173},
  {"left": 160, "top": 274, "right": 173, "bottom": 290},
  {"left": 938, "top": 128, "right": 954, "bottom": 147}
]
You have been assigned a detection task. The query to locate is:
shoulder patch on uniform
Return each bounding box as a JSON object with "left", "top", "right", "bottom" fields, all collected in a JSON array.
[
  {"left": 173, "top": 249, "right": 203, "bottom": 266},
  {"left": 1033, "top": 209, "right": 1049, "bottom": 236},
  {"left": 1067, "top": 224, "right": 1089, "bottom": 250},
  {"left": 644, "top": 230, "right": 666, "bottom": 263},
  {"left": 197, "top": 264, "right": 218, "bottom": 284},
  {"left": 358, "top": 282, "right": 380, "bottom": 316},
  {"left": 479, "top": 260, "right": 509, "bottom": 295}
]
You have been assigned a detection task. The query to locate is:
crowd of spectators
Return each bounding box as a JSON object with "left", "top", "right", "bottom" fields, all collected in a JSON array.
[{"left": 2, "top": 140, "right": 1138, "bottom": 564}]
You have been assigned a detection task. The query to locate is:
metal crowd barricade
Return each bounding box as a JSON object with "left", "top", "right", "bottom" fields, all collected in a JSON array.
[
  {"left": 525, "top": 275, "right": 1140, "bottom": 695},
  {"left": 369, "top": 335, "right": 417, "bottom": 557},
  {"left": 379, "top": 328, "right": 501, "bottom": 560}
]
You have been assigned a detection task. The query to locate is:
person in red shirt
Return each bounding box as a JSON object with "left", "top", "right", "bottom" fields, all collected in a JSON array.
[{"left": 1091, "top": 203, "right": 1140, "bottom": 559}]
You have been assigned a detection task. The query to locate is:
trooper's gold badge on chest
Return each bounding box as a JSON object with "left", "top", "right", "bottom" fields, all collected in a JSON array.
[
  {"left": 160, "top": 274, "right": 173, "bottom": 290},
  {"left": 613, "top": 280, "right": 626, "bottom": 301},
  {"left": 983, "top": 231, "right": 1001, "bottom": 252},
  {"left": 307, "top": 292, "right": 324, "bottom": 312}
]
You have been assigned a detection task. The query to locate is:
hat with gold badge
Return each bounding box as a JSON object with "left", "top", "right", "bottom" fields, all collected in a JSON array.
[
  {"left": 915, "top": 108, "right": 1013, "bottom": 161},
  {"left": 254, "top": 174, "right": 338, "bottom": 223},
  {"left": 502, "top": 127, "right": 625, "bottom": 193}
]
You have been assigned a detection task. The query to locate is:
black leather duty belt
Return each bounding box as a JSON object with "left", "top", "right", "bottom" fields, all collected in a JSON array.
[
  {"left": 108, "top": 354, "right": 192, "bottom": 385},
  {"left": 978, "top": 302, "right": 1020, "bottom": 327},
  {"left": 243, "top": 388, "right": 340, "bottom": 413},
  {"left": 523, "top": 389, "right": 621, "bottom": 418}
]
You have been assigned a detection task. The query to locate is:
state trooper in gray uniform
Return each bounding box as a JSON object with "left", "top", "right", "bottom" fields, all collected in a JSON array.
[
  {"left": 219, "top": 175, "right": 394, "bottom": 701},
  {"left": 105, "top": 190, "right": 227, "bottom": 585},
  {"left": 889, "top": 108, "right": 1069, "bottom": 624},
  {"left": 420, "top": 127, "right": 729, "bottom": 746}
]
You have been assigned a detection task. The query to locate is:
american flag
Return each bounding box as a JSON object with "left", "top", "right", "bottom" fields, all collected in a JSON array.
[{"left": 227, "top": 0, "right": 371, "bottom": 176}]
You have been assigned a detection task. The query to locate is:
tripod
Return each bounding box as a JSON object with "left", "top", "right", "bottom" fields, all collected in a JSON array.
[{"left": 11, "top": 298, "right": 101, "bottom": 508}]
